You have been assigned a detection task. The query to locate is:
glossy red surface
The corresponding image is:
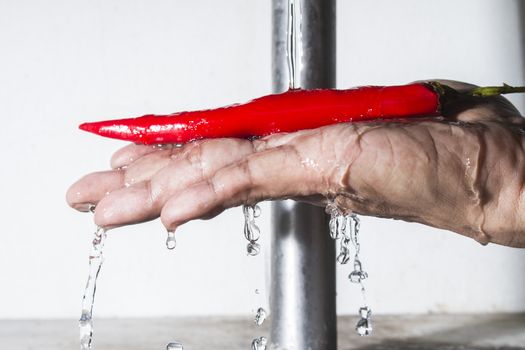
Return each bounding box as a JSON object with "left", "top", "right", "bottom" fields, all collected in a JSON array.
[{"left": 79, "top": 83, "right": 440, "bottom": 144}]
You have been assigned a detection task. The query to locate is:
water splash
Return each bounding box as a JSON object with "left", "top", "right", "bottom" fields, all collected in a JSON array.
[
  {"left": 243, "top": 204, "right": 262, "bottom": 256},
  {"left": 243, "top": 204, "right": 268, "bottom": 347},
  {"left": 166, "top": 341, "right": 184, "bottom": 350},
  {"left": 166, "top": 231, "right": 177, "bottom": 250},
  {"left": 164, "top": 231, "right": 184, "bottom": 349},
  {"left": 254, "top": 307, "right": 267, "bottom": 326},
  {"left": 326, "top": 202, "right": 372, "bottom": 336},
  {"left": 79, "top": 226, "right": 107, "bottom": 350},
  {"left": 356, "top": 306, "right": 372, "bottom": 336},
  {"left": 165, "top": 232, "right": 183, "bottom": 348},
  {"left": 251, "top": 336, "right": 268, "bottom": 350}
]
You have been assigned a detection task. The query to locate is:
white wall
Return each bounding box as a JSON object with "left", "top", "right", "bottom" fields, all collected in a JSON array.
[{"left": 0, "top": 0, "right": 524, "bottom": 319}]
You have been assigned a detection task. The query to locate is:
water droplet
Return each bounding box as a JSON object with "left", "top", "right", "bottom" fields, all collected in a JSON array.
[
  {"left": 243, "top": 205, "right": 261, "bottom": 242},
  {"left": 325, "top": 203, "right": 373, "bottom": 333},
  {"left": 91, "top": 227, "right": 106, "bottom": 257},
  {"left": 166, "top": 231, "right": 176, "bottom": 250},
  {"left": 327, "top": 203, "right": 341, "bottom": 239},
  {"left": 348, "top": 259, "right": 368, "bottom": 283},
  {"left": 254, "top": 307, "right": 267, "bottom": 326},
  {"left": 336, "top": 215, "right": 346, "bottom": 238},
  {"left": 337, "top": 251, "right": 350, "bottom": 265},
  {"left": 166, "top": 341, "right": 184, "bottom": 350},
  {"left": 329, "top": 217, "right": 339, "bottom": 239},
  {"left": 247, "top": 242, "right": 261, "bottom": 256},
  {"left": 244, "top": 221, "right": 261, "bottom": 242},
  {"left": 251, "top": 336, "right": 268, "bottom": 350},
  {"left": 255, "top": 289, "right": 260, "bottom": 294},
  {"left": 348, "top": 270, "right": 368, "bottom": 283},
  {"left": 243, "top": 205, "right": 252, "bottom": 219},
  {"left": 356, "top": 307, "right": 372, "bottom": 336},
  {"left": 359, "top": 306, "right": 371, "bottom": 318}
]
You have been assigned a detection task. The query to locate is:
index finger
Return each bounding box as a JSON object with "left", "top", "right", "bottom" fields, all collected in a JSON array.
[{"left": 110, "top": 143, "right": 176, "bottom": 169}]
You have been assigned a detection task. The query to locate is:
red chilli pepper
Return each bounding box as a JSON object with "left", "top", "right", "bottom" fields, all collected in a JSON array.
[{"left": 79, "top": 83, "right": 524, "bottom": 144}]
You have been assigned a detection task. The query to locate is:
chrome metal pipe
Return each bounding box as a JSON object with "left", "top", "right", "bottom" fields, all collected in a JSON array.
[{"left": 270, "top": 1, "right": 337, "bottom": 349}]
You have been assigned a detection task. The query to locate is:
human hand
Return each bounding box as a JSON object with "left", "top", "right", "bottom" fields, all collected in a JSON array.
[{"left": 67, "top": 81, "right": 525, "bottom": 247}]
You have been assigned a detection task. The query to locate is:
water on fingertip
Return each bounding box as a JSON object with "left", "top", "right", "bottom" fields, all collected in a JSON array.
[
  {"left": 166, "top": 231, "right": 177, "bottom": 250},
  {"left": 243, "top": 205, "right": 261, "bottom": 241},
  {"left": 243, "top": 204, "right": 262, "bottom": 256}
]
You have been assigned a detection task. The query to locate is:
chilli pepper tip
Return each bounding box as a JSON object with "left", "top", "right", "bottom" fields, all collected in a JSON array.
[
  {"left": 79, "top": 119, "right": 141, "bottom": 143},
  {"left": 79, "top": 122, "right": 93, "bottom": 133}
]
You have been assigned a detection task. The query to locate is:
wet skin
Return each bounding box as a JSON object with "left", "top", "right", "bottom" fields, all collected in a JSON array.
[{"left": 67, "top": 81, "right": 525, "bottom": 248}]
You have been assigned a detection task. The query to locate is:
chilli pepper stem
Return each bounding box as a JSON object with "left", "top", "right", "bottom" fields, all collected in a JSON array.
[
  {"left": 468, "top": 84, "right": 525, "bottom": 97},
  {"left": 427, "top": 82, "right": 525, "bottom": 112},
  {"left": 429, "top": 81, "right": 525, "bottom": 98}
]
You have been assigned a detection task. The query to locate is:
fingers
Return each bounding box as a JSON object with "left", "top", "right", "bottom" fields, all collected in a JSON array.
[
  {"left": 66, "top": 170, "right": 125, "bottom": 211},
  {"left": 93, "top": 138, "right": 256, "bottom": 228},
  {"left": 68, "top": 140, "right": 208, "bottom": 213},
  {"left": 93, "top": 182, "right": 156, "bottom": 228},
  {"left": 160, "top": 145, "right": 325, "bottom": 231},
  {"left": 123, "top": 148, "right": 174, "bottom": 186},
  {"left": 67, "top": 148, "right": 176, "bottom": 211},
  {"left": 110, "top": 143, "right": 175, "bottom": 169}
]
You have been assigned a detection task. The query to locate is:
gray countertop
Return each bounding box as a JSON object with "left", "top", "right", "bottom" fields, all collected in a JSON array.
[{"left": 2, "top": 314, "right": 524, "bottom": 349}]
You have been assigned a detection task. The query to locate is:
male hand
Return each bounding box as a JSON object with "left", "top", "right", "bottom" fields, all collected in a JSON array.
[{"left": 67, "top": 81, "right": 525, "bottom": 247}]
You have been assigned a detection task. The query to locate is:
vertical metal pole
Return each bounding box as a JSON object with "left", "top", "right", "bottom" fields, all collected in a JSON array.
[{"left": 270, "top": 1, "right": 336, "bottom": 349}]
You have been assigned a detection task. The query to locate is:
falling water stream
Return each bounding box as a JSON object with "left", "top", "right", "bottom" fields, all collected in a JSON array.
[
  {"left": 166, "top": 231, "right": 177, "bottom": 250},
  {"left": 79, "top": 0, "right": 369, "bottom": 349},
  {"left": 242, "top": 0, "right": 302, "bottom": 347},
  {"left": 79, "top": 226, "right": 106, "bottom": 350},
  {"left": 327, "top": 203, "right": 373, "bottom": 336},
  {"left": 242, "top": 204, "right": 268, "bottom": 349}
]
